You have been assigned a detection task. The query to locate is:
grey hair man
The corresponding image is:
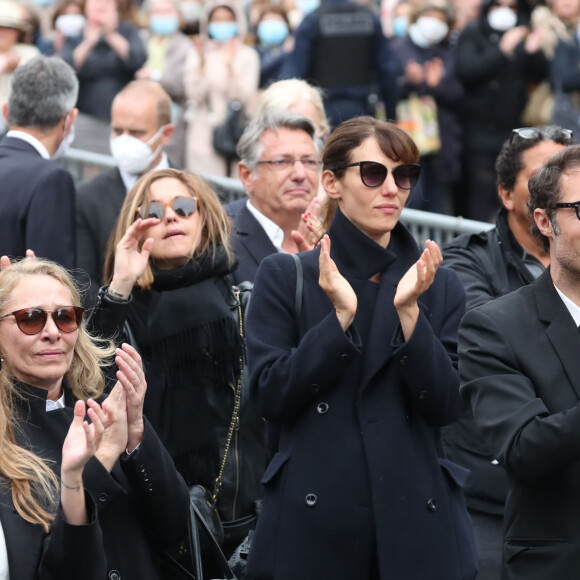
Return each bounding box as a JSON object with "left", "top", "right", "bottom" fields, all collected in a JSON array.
[
  {"left": 0, "top": 55, "right": 79, "bottom": 268},
  {"left": 226, "top": 108, "right": 321, "bottom": 285}
]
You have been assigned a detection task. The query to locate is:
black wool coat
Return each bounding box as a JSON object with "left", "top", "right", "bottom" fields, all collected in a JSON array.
[{"left": 245, "top": 210, "right": 476, "bottom": 580}]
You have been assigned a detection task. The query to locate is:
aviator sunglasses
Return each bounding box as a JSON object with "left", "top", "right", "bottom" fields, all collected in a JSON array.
[
  {"left": 336, "top": 161, "right": 421, "bottom": 190},
  {"left": 0, "top": 306, "right": 85, "bottom": 335},
  {"left": 138, "top": 196, "right": 197, "bottom": 220}
]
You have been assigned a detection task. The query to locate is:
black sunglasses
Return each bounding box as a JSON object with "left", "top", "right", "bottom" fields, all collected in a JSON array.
[
  {"left": 337, "top": 161, "right": 421, "bottom": 190},
  {"left": 0, "top": 306, "right": 85, "bottom": 335},
  {"left": 138, "top": 197, "right": 197, "bottom": 220},
  {"left": 510, "top": 127, "right": 574, "bottom": 144},
  {"left": 554, "top": 200, "right": 580, "bottom": 221}
]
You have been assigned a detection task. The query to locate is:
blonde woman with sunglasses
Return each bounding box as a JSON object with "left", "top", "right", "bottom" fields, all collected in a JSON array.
[
  {"left": 244, "top": 117, "right": 477, "bottom": 580},
  {"left": 0, "top": 256, "right": 190, "bottom": 580},
  {"left": 93, "top": 168, "right": 266, "bottom": 554}
]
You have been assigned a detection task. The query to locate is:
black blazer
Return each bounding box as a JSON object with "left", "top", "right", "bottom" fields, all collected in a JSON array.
[
  {"left": 76, "top": 167, "right": 126, "bottom": 305},
  {"left": 18, "top": 382, "right": 190, "bottom": 580},
  {"left": 225, "top": 198, "right": 277, "bottom": 285},
  {"left": 459, "top": 269, "right": 580, "bottom": 580},
  {"left": 0, "top": 137, "right": 76, "bottom": 268},
  {"left": 0, "top": 486, "right": 105, "bottom": 580},
  {"left": 246, "top": 210, "right": 476, "bottom": 580}
]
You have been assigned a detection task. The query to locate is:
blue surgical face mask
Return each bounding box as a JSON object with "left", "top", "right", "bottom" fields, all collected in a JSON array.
[
  {"left": 257, "top": 20, "right": 289, "bottom": 46},
  {"left": 34, "top": 0, "right": 54, "bottom": 6},
  {"left": 150, "top": 15, "right": 180, "bottom": 36},
  {"left": 392, "top": 15, "right": 408, "bottom": 37},
  {"left": 296, "top": 0, "right": 320, "bottom": 15},
  {"left": 208, "top": 21, "right": 239, "bottom": 41}
]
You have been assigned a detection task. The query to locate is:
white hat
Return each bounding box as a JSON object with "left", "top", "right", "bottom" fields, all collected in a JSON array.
[{"left": 0, "top": 1, "right": 26, "bottom": 31}]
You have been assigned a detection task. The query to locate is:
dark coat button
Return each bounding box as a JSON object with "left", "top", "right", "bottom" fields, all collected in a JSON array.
[
  {"left": 98, "top": 493, "right": 109, "bottom": 503},
  {"left": 317, "top": 402, "right": 329, "bottom": 415},
  {"left": 340, "top": 354, "right": 350, "bottom": 363},
  {"left": 399, "top": 355, "right": 409, "bottom": 366},
  {"left": 418, "top": 390, "right": 429, "bottom": 400},
  {"left": 108, "top": 571, "right": 121, "bottom": 580},
  {"left": 305, "top": 493, "right": 317, "bottom": 507},
  {"left": 312, "top": 384, "right": 320, "bottom": 394},
  {"left": 426, "top": 498, "right": 438, "bottom": 512}
]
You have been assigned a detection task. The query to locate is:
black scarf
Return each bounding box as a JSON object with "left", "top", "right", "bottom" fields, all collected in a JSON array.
[{"left": 128, "top": 247, "right": 243, "bottom": 487}]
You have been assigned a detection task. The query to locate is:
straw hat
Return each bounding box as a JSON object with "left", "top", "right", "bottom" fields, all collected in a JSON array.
[{"left": 0, "top": 1, "right": 26, "bottom": 31}]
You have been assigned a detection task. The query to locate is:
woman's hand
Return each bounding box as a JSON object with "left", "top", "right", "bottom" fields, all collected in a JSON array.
[
  {"left": 60, "top": 399, "right": 107, "bottom": 525},
  {"left": 109, "top": 217, "right": 159, "bottom": 299},
  {"left": 61, "top": 399, "right": 107, "bottom": 478},
  {"left": 291, "top": 197, "right": 325, "bottom": 252},
  {"left": 96, "top": 384, "right": 129, "bottom": 472},
  {"left": 394, "top": 240, "right": 442, "bottom": 340},
  {"left": 318, "top": 235, "right": 357, "bottom": 331},
  {"left": 0, "top": 249, "right": 34, "bottom": 269},
  {"left": 115, "top": 343, "right": 147, "bottom": 453}
]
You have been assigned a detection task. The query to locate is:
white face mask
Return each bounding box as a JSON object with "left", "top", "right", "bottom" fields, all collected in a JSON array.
[
  {"left": 415, "top": 16, "right": 449, "bottom": 45},
  {"left": 487, "top": 6, "right": 517, "bottom": 32},
  {"left": 55, "top": 14, "right": 86, "bottom": 37},
  {"left": 110, "top": 127, "right": 164, "bottom": 174},
  {"left": 53, "top": 114, "right": 75, "bottom": 160}
]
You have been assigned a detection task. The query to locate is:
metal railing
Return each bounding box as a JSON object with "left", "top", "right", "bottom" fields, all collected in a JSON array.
[{"left": 62, "top": 148, "right": 494, "bottom": 246}]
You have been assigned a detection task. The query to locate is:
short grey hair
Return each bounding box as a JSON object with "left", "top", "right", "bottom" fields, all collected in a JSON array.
[
  {"left": 8, "top": 56, "right": 79, "bottom": 130},
  {"left": 237, "top": 108, "right": 320, "bottom": 169}
]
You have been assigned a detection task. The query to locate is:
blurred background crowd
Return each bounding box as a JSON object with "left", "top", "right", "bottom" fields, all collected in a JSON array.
[{"left": 1, "top": 0, "right": 579, "bottom": 222}]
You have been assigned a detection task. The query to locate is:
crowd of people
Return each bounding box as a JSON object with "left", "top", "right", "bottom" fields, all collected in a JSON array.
[
  {"left": 0, "top": 0, "right": 579, "bottom": 218},
  {"left": 1, "top": 0, "right": 580, "bottom": 579}
]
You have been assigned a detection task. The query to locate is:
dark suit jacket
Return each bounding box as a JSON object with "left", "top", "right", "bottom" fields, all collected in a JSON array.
[
  {"left": 18, "top": 382, "right": 190, "bottom": 580},
  {"left": 246, "top": 210, "right": 476, "bottom": 580},
  {"left": 76, "top": 167, "right": 126, "bottom": 305},
  {"left": 0, "top": 487, "right": 105, "bottom": 580},
  {"left": 459, "top": 269, "right": 580, "bottom": 580},
  {"left": 0, "top": 137, "right": 76, "bottom": 268},
  {"left": 225, "top": 198, "right": 277, "bottom": 285}
]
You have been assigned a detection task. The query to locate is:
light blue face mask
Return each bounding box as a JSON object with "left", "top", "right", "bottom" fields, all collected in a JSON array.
[
  {"left": 257, "top": 20, "right": 289, "bottom": 46},
  {"left": 150, "top": 15, "right": 180, "bottom": 36},
  {"left": 392, "top": 16, "right": 408, "bottom": 38},
  {"left": 208, "top": 21, "right": 239, "bottom": 41},
  {"left": 296, "top": 0, "right": 320, "bottom": 15},
  {"left": 34, "top": 0, "right": 54, "bottom": 6}
]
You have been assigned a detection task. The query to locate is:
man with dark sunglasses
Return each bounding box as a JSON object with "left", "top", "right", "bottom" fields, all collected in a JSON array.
[
  {"left": 441, "top": 125, "right": 574, "bottom": 579},
  {"left": 459, "top": 143, "right": 580, "bottom": 579}
]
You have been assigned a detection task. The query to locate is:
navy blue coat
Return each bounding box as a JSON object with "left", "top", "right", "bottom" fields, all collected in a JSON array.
[{"left": 245, "top": 210, "right": 476, "bottom": 580}]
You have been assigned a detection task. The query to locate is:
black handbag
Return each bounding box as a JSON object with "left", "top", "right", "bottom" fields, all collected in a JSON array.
[
  {"left": 212, "top": 100, "right": 247, "bottom": 159},
  {"left": 163, "top": 499, "right": 236, "bottom": 580}
]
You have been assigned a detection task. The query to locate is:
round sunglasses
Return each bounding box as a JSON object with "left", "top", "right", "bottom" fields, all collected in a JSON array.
[
  {"left": 0, "top": 306, "right": 85, "bottom": 335},
  {"left": 138, "top": 197, "right": 197, "bottom": 220},
  {"left": 338, "top": 161, "right": 421, "bottom": 190}
]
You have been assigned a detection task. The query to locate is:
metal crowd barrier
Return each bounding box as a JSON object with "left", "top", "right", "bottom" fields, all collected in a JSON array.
[{"left": 62, "top": 148, "right": 494, "bottom": 246}]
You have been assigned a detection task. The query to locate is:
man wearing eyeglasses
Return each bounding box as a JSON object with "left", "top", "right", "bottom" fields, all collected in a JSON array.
[
  {"left": 442, "top": 125, "right": 574, "bottom": 579},
  {"left": 459, "top": 143, "right": 580, "bottom": 579},
  {"left": 227, "top": 109, "right": 320, "bottom": 285}
]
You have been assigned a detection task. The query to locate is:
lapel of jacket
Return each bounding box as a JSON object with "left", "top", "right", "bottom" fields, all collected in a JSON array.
[
  {"left": 328, "top": 210, "right": 421, "bottom": 389},
  {"left": 535, "top": 269, "right": 580, "bottom": 401},
  {"left": 234, "top": 203, "right": 277, "bottom": 269}
]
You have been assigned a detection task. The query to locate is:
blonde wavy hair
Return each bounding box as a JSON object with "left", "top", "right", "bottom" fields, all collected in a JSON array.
[
  {"left": 104, "top": 168, "right": 234, "bottom": 290},
  {"left": 0, "top": 258, "right": 115, "bottom": 532}
]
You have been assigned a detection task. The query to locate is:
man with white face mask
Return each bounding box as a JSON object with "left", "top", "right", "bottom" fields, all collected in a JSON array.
[
  {"left": 0, "top": 55, "right": 78, "bottom": 269},
  {"left": 76, "top": 80, "right": 174, "bottom": 306},
  {"left": 455, "top": 0, "right": 548, "bottom": 222}
]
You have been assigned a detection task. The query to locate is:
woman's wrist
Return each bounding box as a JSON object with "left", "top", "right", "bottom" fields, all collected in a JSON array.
[{"left": 108, "top": 277, "right": 134, "bottom": 300}]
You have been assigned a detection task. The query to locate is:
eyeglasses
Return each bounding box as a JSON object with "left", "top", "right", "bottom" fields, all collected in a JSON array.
[
  {"left": 138, "top": 197, "right": 197, "bottom": 220},
  {"left": 510, "top": 127, "right": 574, "bottom": 144},
  {"left": 554, "top": 200, "right": 580, "bottom": 220},
  {"left": 337, "top": 161, "right": 421, "bottom": 190},
  {"left": 256, "top": 157, "right": 320, "bottom": 172},
  {"left": 0, "top": 306, "right": 85, "bottom": 335}
]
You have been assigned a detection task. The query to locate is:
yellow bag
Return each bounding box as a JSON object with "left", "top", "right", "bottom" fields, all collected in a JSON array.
[{"left": 396, "top": 93, "right": 441, "bottom": 155}]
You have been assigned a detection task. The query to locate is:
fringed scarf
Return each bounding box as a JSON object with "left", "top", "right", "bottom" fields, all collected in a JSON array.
[{"left": 128, "top": 247, "right": 244, "bottom": 487}]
